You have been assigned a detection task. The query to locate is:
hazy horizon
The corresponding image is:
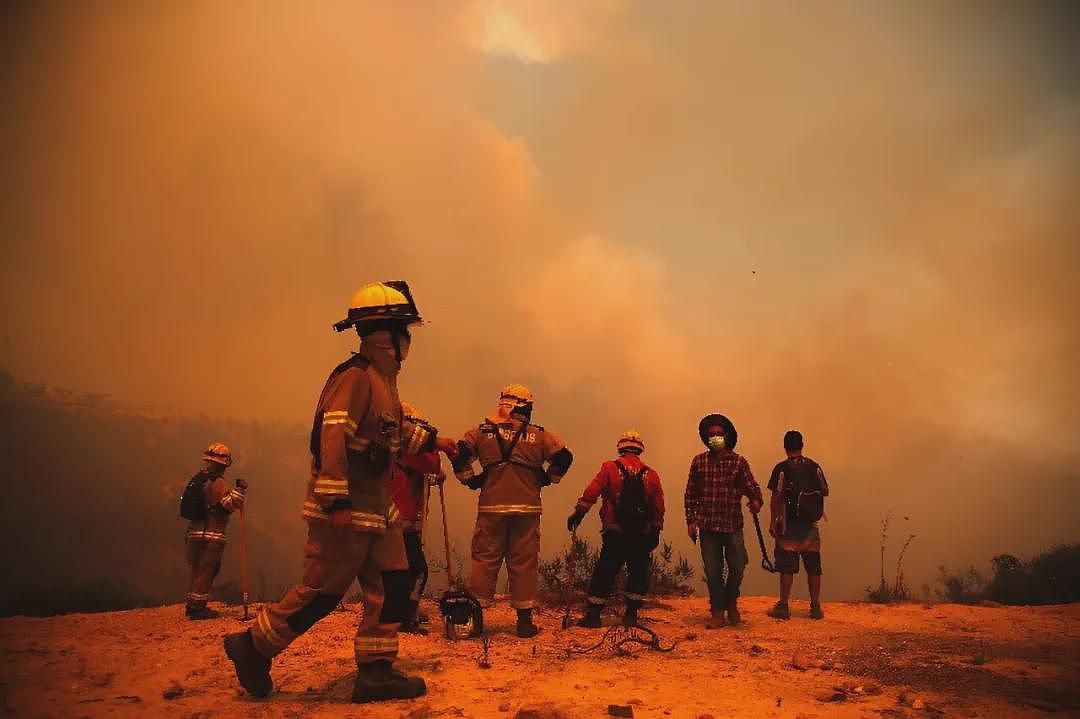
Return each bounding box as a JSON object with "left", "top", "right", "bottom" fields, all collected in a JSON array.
[{"left": 2, "top": 1, "right": 1077, "bottom": 602}]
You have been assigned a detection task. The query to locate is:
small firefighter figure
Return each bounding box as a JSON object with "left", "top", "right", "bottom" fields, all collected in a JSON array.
[
  {"left": 452, "top": 384, "right": 574, "bottom": 638},
  {"left": 179, "top": 442, "right": 246, "bottom": 620},
  {"left": 568, "top": 430, "right": 665, "bottom": 628},
  {"left": 223, "top": 281, "right": 456, "bottom": 703}
]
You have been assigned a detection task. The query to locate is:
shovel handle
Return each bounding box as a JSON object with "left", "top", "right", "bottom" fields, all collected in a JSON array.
[{"left": 439, "top": 483, "right": 454, "bottom": 586}]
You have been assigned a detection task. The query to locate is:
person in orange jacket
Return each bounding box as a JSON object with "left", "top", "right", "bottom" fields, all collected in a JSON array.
[
  {"left": 223, "top": 281, "right": 456, "bottom": 704},
  {"left": 181, "top": 442, "right": 246, "bottom": 620},
  {"left": 567, "top": 430, "right": 665, "bottom": 628}
]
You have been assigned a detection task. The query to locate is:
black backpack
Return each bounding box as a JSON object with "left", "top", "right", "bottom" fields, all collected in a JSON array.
[
  {"left": 781, "top": 459, "right": 824, "bottom": 523},
  {"left": 614, "top": 461, "right": 652, "bottom": 534},
  {"left": 179, "top": 471, "right": 212, "bottom": 521}
]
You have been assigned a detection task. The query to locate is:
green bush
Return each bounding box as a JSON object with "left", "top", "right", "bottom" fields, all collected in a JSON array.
[
  {"left": 935, "top": 544, "right": 1080, "bottom": 605},
  {"left": 935, "top": 565, "right": 987, "bottom": 604},
  {"left": 538, "top": 534, "right": 695, "bottom": 603}
]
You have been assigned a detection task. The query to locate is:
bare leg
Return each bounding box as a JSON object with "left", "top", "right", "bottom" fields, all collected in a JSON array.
[
  {"left": 808, "top": 573, "right": 821, "bottom": 606},
  {"left": 779, "top": 573, "right": 794, "bottom": 603}
]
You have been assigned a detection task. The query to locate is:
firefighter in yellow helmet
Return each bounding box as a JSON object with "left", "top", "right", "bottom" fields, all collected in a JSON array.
[
  {"left": 452, "top": 383, "right": 574, "bottom": 637},
  {"left": 179, "top": 442, "right": 246, "bottom": 619},
  {"left": 224, "top": 282, "right": 457, "bottom": 703}
]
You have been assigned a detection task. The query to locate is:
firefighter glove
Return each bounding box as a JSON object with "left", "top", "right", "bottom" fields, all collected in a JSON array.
[
  {"left": 567, "top": 509, "right": 586, "bottom": 532},
  {"left": 466, "top": 470, "right": 487, "bottom": 491},
  {"left": 235, "top": 477, "right": 249, "bottom": 491}
]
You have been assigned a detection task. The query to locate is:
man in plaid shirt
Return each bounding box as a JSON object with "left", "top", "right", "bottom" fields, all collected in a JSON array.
[{"left": 684, "top": 413, "right": 763, "bottom": 627}]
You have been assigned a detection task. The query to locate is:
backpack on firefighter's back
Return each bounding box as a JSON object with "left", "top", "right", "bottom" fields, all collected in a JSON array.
[
  {"left": 180, "top": 471, "right": 213, "bottom": 521},
  {"left": 614, "top": 461, "right": 653, "bottom": 534},
  {"left": 780, "top": 458, "right": 826, "bottom": 523}
]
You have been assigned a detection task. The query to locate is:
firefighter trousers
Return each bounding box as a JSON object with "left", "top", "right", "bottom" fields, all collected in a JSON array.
[
  {"left": 250, "top": 521, "right": 408, "bottom": 667},
  {"left": 468, "top": 512, "right": 540, "bottom": 610},
  {"left": 186, "top": 539, "right": 224, "bottom": 608},
  {"left": 381, "top": 529, "right": 429, "bottom": 626},
  {"left": 585, "top": 531, "right": 653, "bottom": 610}
]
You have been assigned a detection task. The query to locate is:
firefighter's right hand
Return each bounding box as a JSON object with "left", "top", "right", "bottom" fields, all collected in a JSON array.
[
  {"left": 235, "top": 477, "right": 249, "bottom": 491},
  {"left": 768, "top": 522, "right": 777, "bottom": 538},
  {"left": 687, "top": 523, "right": 699, "bottom": 544},
  {"left": 435, "top": 436, "right": 459, "bottom": 460},
  {"left": 566, "top": 510, "right": 585, "bottom": 532},
  {"left": 329, "top": 507, "right": 352, "bottom": 530}
]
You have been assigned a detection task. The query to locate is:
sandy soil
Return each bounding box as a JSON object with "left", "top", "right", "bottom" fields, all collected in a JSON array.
[{"left": 1, "top": 596, "right": 1077, "bottom": 718}]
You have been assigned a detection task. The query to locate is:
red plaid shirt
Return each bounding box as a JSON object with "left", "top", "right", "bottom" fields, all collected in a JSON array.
[{"left": 684, "top": 450, "right": 762, "bottom": 532}]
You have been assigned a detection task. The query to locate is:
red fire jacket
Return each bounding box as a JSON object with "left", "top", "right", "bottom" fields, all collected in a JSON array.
[{"left": 575, "top": 454, "right": 665, "bottom": 533}]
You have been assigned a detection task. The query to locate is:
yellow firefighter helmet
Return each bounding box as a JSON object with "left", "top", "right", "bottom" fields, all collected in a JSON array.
[
  {"left": 333, "top": 281, "right": 422, "bottom": 333},
  {"left": 498, "top": 383, "right": 534, "bottom": 420},
  {"left": 617, "top": 430, "right": 645, "bottom": 454},
  {"left": 499, "top": 383, "right": 534, "bottom": 404},
  {"left": 201, "top": 442, "right": 233, "bottom": 466}
]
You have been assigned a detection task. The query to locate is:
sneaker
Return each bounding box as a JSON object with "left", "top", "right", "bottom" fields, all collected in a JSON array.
[
  {"left": 352, "top": 660, "right": 426, "bottom": 703},
  {"left": 223, "top": 630, "right": 273, "bottom": 698},
  {"left": 576, "top": 607, "right": 602, "bottom": 629},
  {"left": 705, "top": 610, "right": 726, "bottom": 629},
  {"left": 809, "top": 604, "right": 824, "bottom": 620},
  {"left": 186, "top": 605, "right": 220, "bottom": 621},
  {"left": 766, "top": 602, "right": 790, "bottom": 620},
  {"left": 727, "top": 604, "right": 742, "bottom": 626}
]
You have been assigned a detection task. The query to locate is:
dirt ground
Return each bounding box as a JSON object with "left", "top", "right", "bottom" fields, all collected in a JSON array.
[{"left": 1, "top": 596, "right": 1077, "bottom": 718}]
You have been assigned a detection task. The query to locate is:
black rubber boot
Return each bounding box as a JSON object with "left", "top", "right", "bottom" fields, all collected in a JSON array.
[
  {"left": 622, "top": 605, "right": 640, "bottom": 627},
  {"left": 516, "top": 608, "right": 539, "bottom": 638},
  {"left": 576, "top": 605, "right": 602, "bottom": 628},
  {"left": 223, "top": 630, "right": 272, "bottom": 698},
  {"left": 351, "top": 660, "right": 427, "bottom": 703},
  {"left": 186, "top": 604, "right": 220, "bottom": 620},
  {"left": 399, "top": 619, "right": 429, "bottom": 636}
]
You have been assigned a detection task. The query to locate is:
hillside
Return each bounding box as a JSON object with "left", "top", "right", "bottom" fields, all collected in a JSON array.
[
  {"left": 0, "top": 367, "right": 311, "bottom": 615},
  {"left": 1, "top": 596, "right": 1077, "bottom": 717}
]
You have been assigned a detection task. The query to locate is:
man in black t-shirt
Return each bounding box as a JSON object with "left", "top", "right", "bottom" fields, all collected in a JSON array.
[{"left": 766, "top": 430, "right": 829, "bottom": 620}]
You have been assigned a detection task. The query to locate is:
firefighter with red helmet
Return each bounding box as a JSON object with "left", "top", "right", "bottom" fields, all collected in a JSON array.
[
  {"left": 224, "top": 282, "right": 456, "bottom": 703},
  {"left": 180, "top": 442, "right": 246, "bottom": 620},
  {"left": 568, "top": 430, "right": 665, "bottom": 628}
]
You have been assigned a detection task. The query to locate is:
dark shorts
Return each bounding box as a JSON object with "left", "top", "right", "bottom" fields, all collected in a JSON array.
[{"left": 774, "top": 546, "right": 822, "bottom": 575}]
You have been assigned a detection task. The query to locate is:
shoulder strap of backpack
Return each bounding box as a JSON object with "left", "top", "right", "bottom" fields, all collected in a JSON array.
[
  {"left": 502, "top": 421, "right": 529, "bottom": 461},
  {"left": 614, "top": 459, "right": 648, "bottom": 481}
]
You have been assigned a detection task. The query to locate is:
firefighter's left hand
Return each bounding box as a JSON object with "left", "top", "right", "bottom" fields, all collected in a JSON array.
[
  {"left": 427, "top": 472, "right": 446, "bottom": 487},
  {"left": 435, "top": 436, "right": 458, "bottom": 460},
  {"left": 748, "top": 499, "right": 763, "bottom": 514},
  {"left": 235, "top": 477, "right": 249, "bottom": 490}
]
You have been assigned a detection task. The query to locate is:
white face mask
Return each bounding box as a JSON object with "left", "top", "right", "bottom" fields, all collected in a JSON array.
[{"left": 707, "top": 435, "right": 726, "bottom": 451}]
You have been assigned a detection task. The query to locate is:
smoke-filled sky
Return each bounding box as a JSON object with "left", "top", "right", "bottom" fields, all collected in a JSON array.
[{"left": 2, "top": 1, "right": 1078, "bottom": 599}]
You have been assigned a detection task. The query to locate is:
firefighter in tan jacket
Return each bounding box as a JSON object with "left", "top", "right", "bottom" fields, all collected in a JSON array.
[
  {"left": 183, "top": 442, "right": 246, "bottom": 620},
  {"left": 224, "top": 281, "right": 456, "bottom": 703},
  {"left": 452, "top": 384, "right": 573, "bottom": 637}
]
